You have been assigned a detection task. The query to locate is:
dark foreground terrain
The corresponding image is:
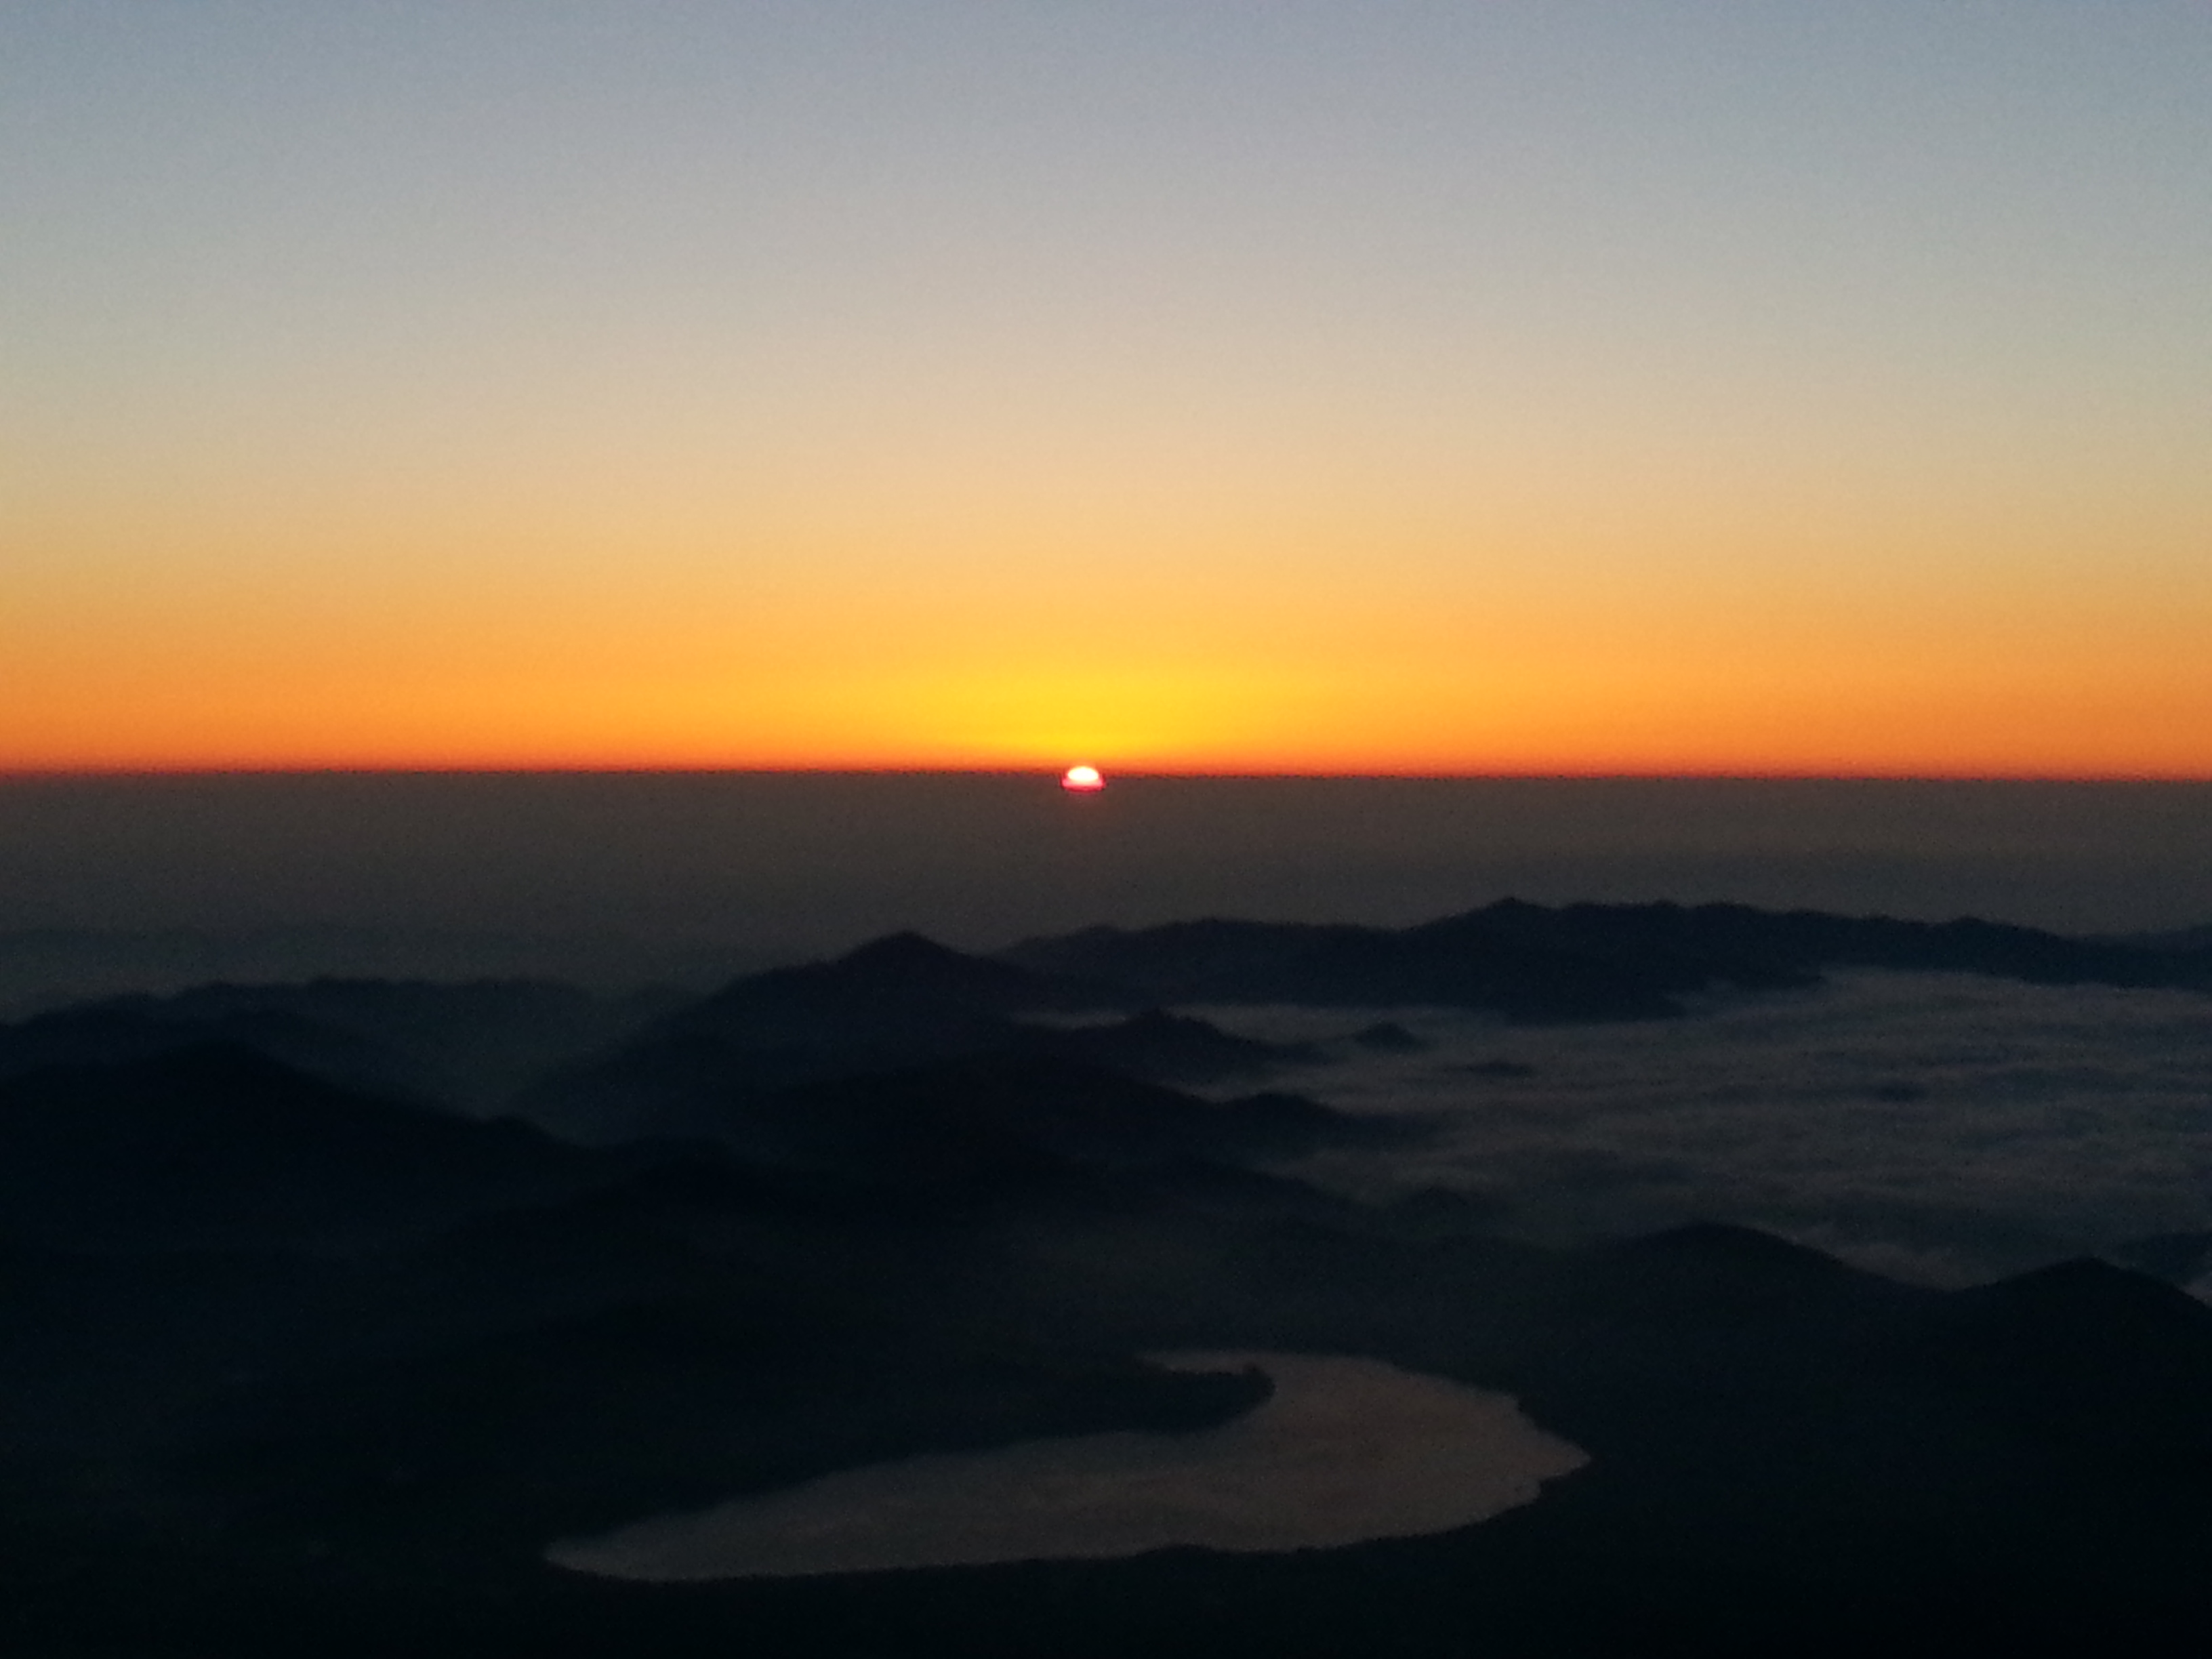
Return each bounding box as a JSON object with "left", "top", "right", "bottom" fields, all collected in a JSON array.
[{"left": 5, "top": 901, "right": 2212, "bottom": 1656}]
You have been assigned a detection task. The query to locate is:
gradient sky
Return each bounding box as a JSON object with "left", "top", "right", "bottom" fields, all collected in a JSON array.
[{"left": 5, "top": 2, "right": 2209, "bottom": 776}]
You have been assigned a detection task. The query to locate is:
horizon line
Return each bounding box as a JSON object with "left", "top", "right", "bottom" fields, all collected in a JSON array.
[{"left": 6, "top": 764, "right": 2212, "bottom": 785}]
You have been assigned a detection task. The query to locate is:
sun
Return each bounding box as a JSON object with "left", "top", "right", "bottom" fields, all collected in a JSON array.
[{"left": 1060, "top": 764, "right": 1105, "bottom": 792}]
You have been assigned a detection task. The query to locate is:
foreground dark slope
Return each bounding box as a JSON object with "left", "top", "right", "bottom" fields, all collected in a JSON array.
[
  {"left": 6, "top": 900, "right": 2212, "bottom": 1655},
  {"left": 12, "top": 1146, "right": 2212, "bottom": 1658}
]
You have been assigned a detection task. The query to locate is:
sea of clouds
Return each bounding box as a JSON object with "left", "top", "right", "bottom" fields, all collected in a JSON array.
[{"left": 1205, "top": 973, "right": 2212, "bottom": 1290}]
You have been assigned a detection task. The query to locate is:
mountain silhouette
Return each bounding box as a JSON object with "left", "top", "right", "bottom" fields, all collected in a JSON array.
[
  {"left": 1000, "top": 915, "right": 1683, "bottom": 1020},
  {"left": 1002, "top": 897, "right": 2212, "bottom": 1022},
  {"left": 520, "top": 936, "right": 1284, "bottom": 1143},
  {"left": 1033, "top": 1007, "right": 1322, "bottom": 1082},
  {"left": 0, "top": 1044, "right": 611, "bottom": 1252},
  {"left": 0, "top": 975, "right": 658, "bottom": 1114}
]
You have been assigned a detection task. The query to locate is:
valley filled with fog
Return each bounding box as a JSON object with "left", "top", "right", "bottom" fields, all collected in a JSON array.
[{"left": 1203, "top": 974, "right": 2212, "bottom": 1288}]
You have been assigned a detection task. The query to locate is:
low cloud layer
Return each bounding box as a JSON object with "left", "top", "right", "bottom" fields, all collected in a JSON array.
[{"left": 1217, "top": 973, "right": 2212, "bottom": 1285}]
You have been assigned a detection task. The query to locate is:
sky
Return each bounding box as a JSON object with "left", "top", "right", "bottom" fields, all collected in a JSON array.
[{"left": 5, "top": 1, "right": 2209, "bottom": 777}]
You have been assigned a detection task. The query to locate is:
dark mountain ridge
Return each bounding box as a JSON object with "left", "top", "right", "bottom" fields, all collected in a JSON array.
[
  {"left": 0, "top": 1044, "right": 617, "bottom": 1254},
  {"left": 1003, "top": 897, "right": 2212, "bottom": 1020},
  {"left": 7, "top": 900, "right": 2197, "bottom": 1132},
  {"left": 517, "top": 932, "right": 1349, "bottom": 1149},
  {"left": 1040, "top": 1006, "right": 1322, "bottom": 1081},
  {"left": 0, "top": 975, "right": 663, "bottom": 1114}
]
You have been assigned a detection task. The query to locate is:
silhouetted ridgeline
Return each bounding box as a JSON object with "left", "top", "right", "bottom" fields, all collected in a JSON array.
[
  {"left": 4, "top": 899, "right": 2212, "bottom": 1654},
  {"left": 1004, "top": 897, "right": 2212, "bottom": 1013}
]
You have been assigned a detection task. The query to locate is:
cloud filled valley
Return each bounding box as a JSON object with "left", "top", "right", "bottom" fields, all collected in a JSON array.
[{"left": 1221, "top": 972, "right": 2212, "bottom": 1288}]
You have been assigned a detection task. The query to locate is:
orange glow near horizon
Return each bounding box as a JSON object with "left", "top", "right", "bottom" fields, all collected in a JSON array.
[
  {"left": 7, "top": 670, "right": 2209, "bottom": 778},
  {"left": 7, "top": 508, "right": 2210, "bottom": 780},
  {"left": 10, "top": 384, "right": 2209, "bottom": 781}
]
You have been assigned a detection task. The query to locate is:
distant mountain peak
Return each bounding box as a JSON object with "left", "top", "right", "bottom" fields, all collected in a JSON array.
[{"left": 834, "top": 930, "right": 973, "bottom": 973}]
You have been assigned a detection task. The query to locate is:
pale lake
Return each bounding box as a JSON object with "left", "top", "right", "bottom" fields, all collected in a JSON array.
[{"left": 547, "top": 1353, "right": 1589, "bottom": 1581}]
